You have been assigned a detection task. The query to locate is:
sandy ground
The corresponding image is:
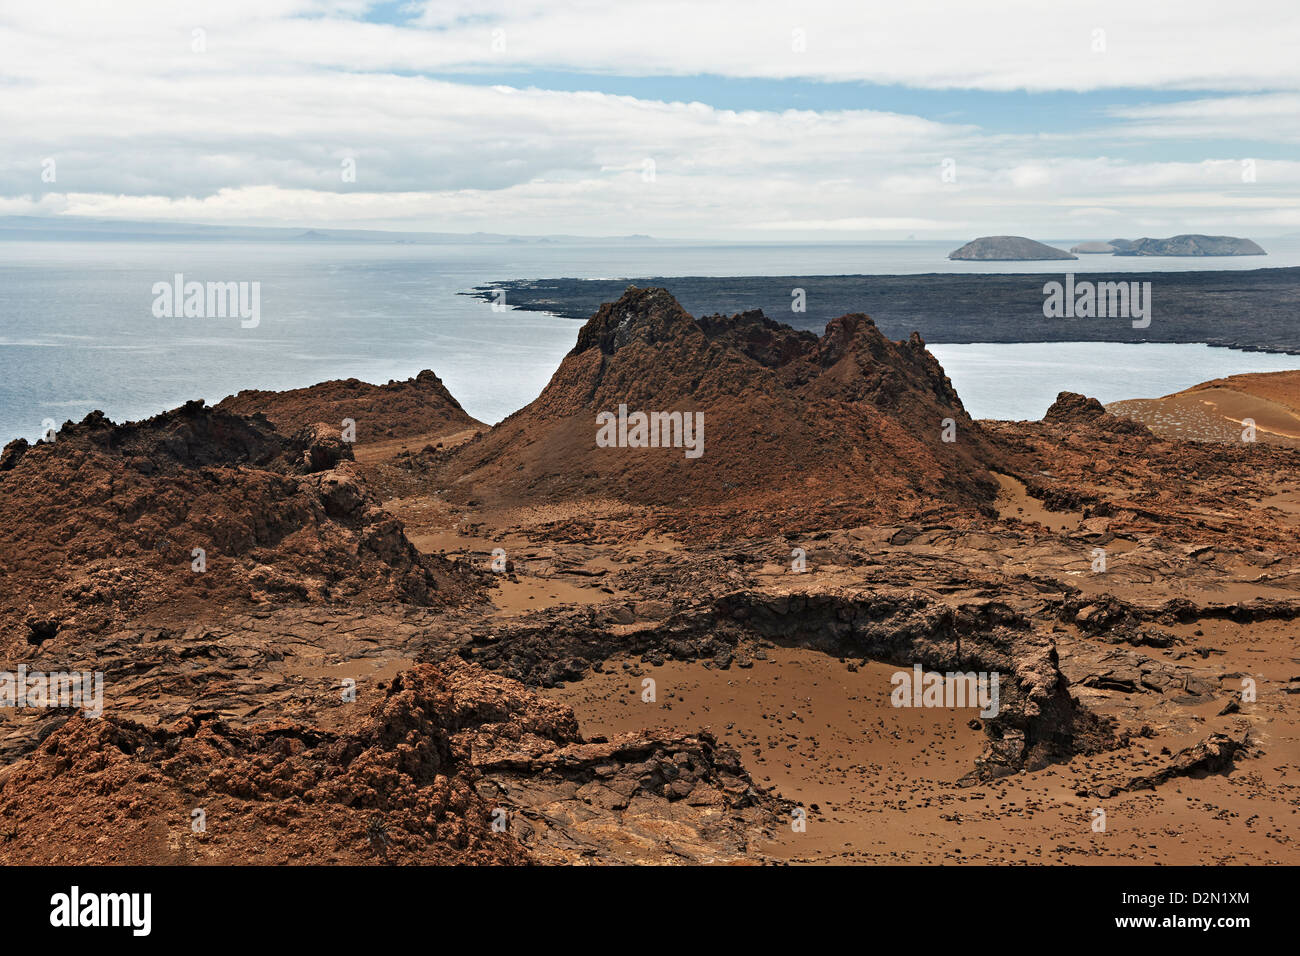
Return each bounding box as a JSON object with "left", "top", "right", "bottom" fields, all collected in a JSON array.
[
  {"left": 994, "top": 472, "right": 1082, "bottom": 532},
  {"left": 1108, "top": 369, "right": 1300, "bottom": 445},
  {"left": 388, "top": 455, "right": 1300, "bottom": 866},
  {"left": 351, "top": 427, "right": 482, "bottom": 465},
  {"left": 543, "top": 642, "right": 1299, "bottom": 865}
]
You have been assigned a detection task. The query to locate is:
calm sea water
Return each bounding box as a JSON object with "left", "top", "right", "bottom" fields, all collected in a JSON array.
[{"left": 2, "top": 239, "right": 1298, "bottom": 442}]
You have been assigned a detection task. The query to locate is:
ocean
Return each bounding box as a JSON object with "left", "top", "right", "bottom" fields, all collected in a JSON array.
[{"left": 2, "top": 238, "right": 1299, "bottom": 442}]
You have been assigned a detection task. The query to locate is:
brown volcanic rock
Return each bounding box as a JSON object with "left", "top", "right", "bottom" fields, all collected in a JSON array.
[
  {"left": 0, "top": 662, "right": 529, "bottom": 865},
  {"left": 442, "top": 287, "right": 1006, "bottom": 535},
  {"left": 217, "top": 369, "right": 482, "bottom": 442},
  {"left": 1044, "top": 390, "right": 1151, "bottom": 437},
  {"left": 460, "top": 584, "right": 1120, "bottom": 782},
  {"left": 1088, "top": 731, "right": 1252, "bottom": 799},
  {"left": 0, "top": 660, "right": 780, "bottom": 865},
  {"left": 0, "top": 400, "right": 344, "bottom": 477},
  {"left": 1043, "top": 391, "right": 1112, "bottom": 425},
  {"left": 986, "top": 389, "right": 1300, "bottom": 552},
  {"left": 0, "top": 401, "right": 478, "bottom": 646}
]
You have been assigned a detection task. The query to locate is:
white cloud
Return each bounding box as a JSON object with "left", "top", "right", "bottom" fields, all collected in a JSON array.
[
  {"left": 0, "top": 1, "right": 1295, "bottom": 237},
  {"left": 749, "top": 217, "right": 965, "bottom": 232},
  {"left": 1108, "top": 93, "right": 1300, "bottom": 143},
  {"left": 7, "top": 1, "right": 1296, "bottom": 90}
]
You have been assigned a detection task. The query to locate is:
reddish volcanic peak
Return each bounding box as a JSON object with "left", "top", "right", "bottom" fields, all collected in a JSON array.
[{"left": 442, "top": 286, "right": 1006, "bottom": 535}]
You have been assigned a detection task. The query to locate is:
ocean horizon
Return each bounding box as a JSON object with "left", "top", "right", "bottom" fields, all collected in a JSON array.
[{"left": 3, "top": 237, "right": 1299, "bottom": 443}]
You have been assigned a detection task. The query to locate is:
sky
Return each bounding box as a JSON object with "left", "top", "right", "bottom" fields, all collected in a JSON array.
[{"left": 1, "top": 0, "right": 1298, "bottom": 240}]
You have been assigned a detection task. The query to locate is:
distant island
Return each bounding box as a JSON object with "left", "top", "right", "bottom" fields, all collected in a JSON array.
[
  {"left": 1071, "top": 235, "right": 1266, "bottom": 257},
  {"left": 1109, "top": 234, "right": 1266, "bottom": 257},
  {"left": 948, "top": 236, "right": 1076, "bottom": 261},
  {"left": 963, "top": 233, "right": 1268, "bottom": 260}
]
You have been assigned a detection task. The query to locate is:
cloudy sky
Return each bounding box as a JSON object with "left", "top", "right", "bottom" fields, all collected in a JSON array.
[{"left": 2, "top": 1, "right": 1298, "bottom": 239}]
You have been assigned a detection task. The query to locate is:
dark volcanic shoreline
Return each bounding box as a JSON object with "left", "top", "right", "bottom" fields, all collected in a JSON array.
[{"left": 466, "top": 267, "right": 1300, "bottom": 354}]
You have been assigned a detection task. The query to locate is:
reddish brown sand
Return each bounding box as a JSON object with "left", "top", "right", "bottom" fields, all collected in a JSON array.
[
  {"left": 1109, "top": 369, "right": 1300, "bottom": 445},
  {"left": 545, "top": 642, "right": 1299, "bottom": 865},
  {"left": 994, "top": 472, "right": 1082, "bottom": 533}
]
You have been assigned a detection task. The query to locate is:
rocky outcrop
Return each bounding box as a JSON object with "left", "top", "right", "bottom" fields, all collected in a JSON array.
[
  {"left": 1087, "top": 731, "right": 1251, "bottom": 798},
  {"left": 474, "top": 727, "right": 782, "bottom": 864},
  {"left": 707, "top": 589, "right": 1118, "bottom": 782},
  {"left": 985, "top": 389, "right": 1300, "bottom": 553},
  {"left": 1043, "top": 391, "right": 1152, "bottom": 437},
  {"left": 0, "top": 661, "right": 781, "bottom": 865},
  {"left": 441, "top": 287, "right": 1008, "bottom": 536},
  {"left": 1, "top": 400, "right": 317, "bottom": 475},
  {"left": 218, "top": 369, "right": 483, "bottom": 441},
  {"left": 0, "top": 401, "right": 478, "bottom": 645}
]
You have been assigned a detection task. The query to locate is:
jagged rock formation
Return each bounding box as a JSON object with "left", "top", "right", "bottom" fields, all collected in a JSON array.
[
  {"left": 987, "top": 391, "right": 1300, "bottom": 551},
  {"left": 441, "top": 287, "right": 1007, "bottom": 536},
  {"left": 0, "top": 401, "right": 476, "bottom": 647},
  {"left": 948, "top": 236, "right": 1076, "bottom": 260},
  {"left": 1043, "top": 391, "right": 1152, "bottom": 437},
  {"left": 0, "top": 661, "right": 780, "bottom": 865}
]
